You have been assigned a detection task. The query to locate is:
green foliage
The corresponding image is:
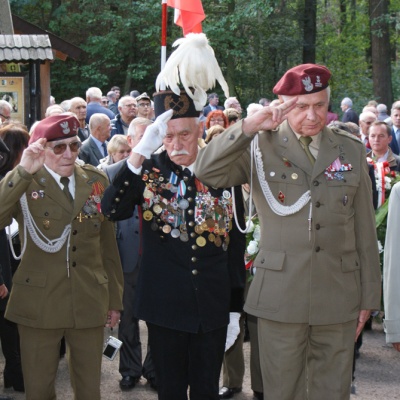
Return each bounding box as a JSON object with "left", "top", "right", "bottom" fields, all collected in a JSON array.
[{"left": 8, "top": 0, "right": 400, "bottom": 109}]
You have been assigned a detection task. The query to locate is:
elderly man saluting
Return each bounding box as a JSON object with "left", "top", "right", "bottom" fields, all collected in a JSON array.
[
  {"left": 0, "top": 115, "right": 123, "bottom": 400},
  {"left": 196, "top": 64, "right": 381, "bottom": 400}
]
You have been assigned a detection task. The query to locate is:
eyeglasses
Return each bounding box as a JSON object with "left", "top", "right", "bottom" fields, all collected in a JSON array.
[
  {"left": 123, "top": 103, "right": 137, "bottom": 108},
  {"left": 0, "top": 113, "right": 10, "bottom": 120},
  {"left": 138, "top": 103, "right": 150, "bottom": 108},
  {"left": 46, "top": 141, "right": 82, "bottom": 155}
]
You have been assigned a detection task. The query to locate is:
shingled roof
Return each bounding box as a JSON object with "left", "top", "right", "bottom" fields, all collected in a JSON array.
[{"left": 0, "top": 34, "right": 53, "bottom": 61}]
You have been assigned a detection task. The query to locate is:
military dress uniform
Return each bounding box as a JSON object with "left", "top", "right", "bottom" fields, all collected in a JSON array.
[
  {"left": 101, "top": 150, "right": 245, "bottom": 399},
  {"left": 196, "top": 120, "right": 382, "bottom": 399},
  {"left": 0, "top": 163, "right": 123, "bottom": 400}
]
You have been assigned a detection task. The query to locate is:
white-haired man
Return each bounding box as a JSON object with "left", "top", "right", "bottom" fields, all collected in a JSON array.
[
  {"left": 224, "top": 97, "right": 242, "bottom": 118},
  {"left": 0, "top": 100, "right": 12, "bottom": 123},
  {"left": 196, "top": 64, "right": 381, "bottom": 400},
  {"left": 341, "top": 97, "right": 359, "bottom": 124},
  {"left": 85, "top": 87, "right": 115, "bottom": 123}
]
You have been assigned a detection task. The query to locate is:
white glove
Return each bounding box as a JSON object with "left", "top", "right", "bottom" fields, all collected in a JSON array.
[
  {"left": 133, "top": 109, "right": 173, "bottom": 158},
  {"left": 225, "top": 312, "right": 241, "bottom": 351}
]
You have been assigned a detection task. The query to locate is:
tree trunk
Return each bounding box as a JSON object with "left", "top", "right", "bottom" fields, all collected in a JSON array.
[
  {"left": 369, "top": 0, "right": 393, "bottom": 106},
  {"left": 302, "top": 0, "right": 316, "bottom": 63}
]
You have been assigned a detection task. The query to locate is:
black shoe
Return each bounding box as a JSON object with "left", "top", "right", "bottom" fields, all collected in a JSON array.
[
  {"left": 219, "top": 386, "right": 242, "bottom": 399},
  {"left": 253, "top": 391, "right": 264, "bottom": 400},
  {"left": 4, "top": 377, "right": 24, "bottom": 393},
  {"left": 119, "top": 376, "right": 139, "bottom": 391},
  {"left": 147, "top": 377, "right": 158, "bottom": 391}
]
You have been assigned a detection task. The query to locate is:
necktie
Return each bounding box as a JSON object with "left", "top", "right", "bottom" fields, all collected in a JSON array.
[
  {"left": 60, "top": 177, "right": 73, "bottom": 203},
  {"left": 102, "top": 142, "right": 108, "bottom": 157},
  {"left": 299, "top": 136, "right": 315, "bottom": 165}
]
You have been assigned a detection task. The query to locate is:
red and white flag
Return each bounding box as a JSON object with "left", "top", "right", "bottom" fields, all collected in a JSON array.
[{"left": 167, "top": 0, "right": 205, "bottom": 36}]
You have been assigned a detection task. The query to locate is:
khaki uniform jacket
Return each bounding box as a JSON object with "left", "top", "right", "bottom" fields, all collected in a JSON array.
[
  {"left": 0, "top": 164, "right": 123, "bottom": 329},
  {"left": 196, "top": 120, "right": 381, "bottom": 325}
]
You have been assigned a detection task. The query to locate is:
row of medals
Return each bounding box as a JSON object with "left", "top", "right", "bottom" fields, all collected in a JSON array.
[{"left": 142, "top": 179, "right": 232, "bottom": 249}]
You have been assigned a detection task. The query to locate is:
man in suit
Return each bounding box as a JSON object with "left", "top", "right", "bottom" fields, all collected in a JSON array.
[
  {"left": 358, "top": 111, "right": 377, "bottom": 149},
  {"left": 196, "top": 64, "right": 381, "bottom": 400},
  {"left": 341, "top": 97, "right": 359, "bottom": 124},
  {"left": 203, "top": 93, "right": 224, "bottom": 117},
  {"left": 85, "top": 87, "right": 115, "bottom": 123},
  {"left": 0, "top": 114, "right": 123, "bottom": 400},
  {"left": 389, "top": 101, "right": 400, "bottom": 155},
  {"left": 80, "top": 113, "right": 112, "bottom": 166},
  {"left": 103, "top": 117, "right": 156, "bottom": 391}
]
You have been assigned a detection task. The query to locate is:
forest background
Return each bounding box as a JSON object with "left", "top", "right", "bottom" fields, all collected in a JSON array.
[{"left": 9, "top": 0, "right": 400, "bottom": 116}]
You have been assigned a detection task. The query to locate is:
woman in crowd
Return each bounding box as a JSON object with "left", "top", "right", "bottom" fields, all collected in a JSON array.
[{"left": 98, "top": 134, "right": 131, "bottom": 170}]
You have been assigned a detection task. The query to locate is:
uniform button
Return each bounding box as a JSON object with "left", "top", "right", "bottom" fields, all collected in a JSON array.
[
  {"left": 124, "top": 181, "right": 129, "bottom": 186},
  {"left": 190, "top": 232, "right": 196, "bottom": 238},
  {"left": 72, "top": 246, "right": 77, "bottom": 251},
  {"left": 187, "top": 187, "right": 193, "bottom": 191},
  {"left": 44, "top": 212, "right": 49, "bottom": 216},
  {"left": 228, "top": 134, "right": 235, "bottom": 140},
  {"left": 72, "top": 230, "right": 78, "bottom": 235},
  {"left": 192, "top": 269, "right": 198, "bottom": 275},
  {"left": 281, "top": 174, "right": 286, "bottom": 179},
  {"left": 315, "top": 224, "right": 320, "bottom": 230},
  {"left": 188, "top": 210, "right": 194, "bottom": 215},
  {"left": 315, "top": 202, "right": 321, "bottom": 208},
  {"left": 191, "top": 257, "right": 197, "bottom": 263},
  {"left": 188, "top": 197, "right": 193, "bottom": 202},
  {"left": 72, "top": 261, "right": 77, "bottom": 267},
  {"left": 313, "top": 181, "right": 319, "bottom": 186},
  {"left": 8, "top": 181, "right": 13, "bottom": 187},
  {"left": 119, "top": 189, "right": 124, "bottom": 194},
  {"left": 315, "top": 246, "right": 320, "bottom": 252},
  {"left": 25, "top": 278, "right": 30, "bottom": 283},
  {"left": 188, "top": 221, "right": 195, "bottom": 227},
  {"left": 192, "top": 245, "right": 198, "bottom": 250},
  {"left": 183, "top": 176, "right": 189, "bottom": 181},
  {"left": 115, "top": 197, "right": 120, "bottom": 202}
]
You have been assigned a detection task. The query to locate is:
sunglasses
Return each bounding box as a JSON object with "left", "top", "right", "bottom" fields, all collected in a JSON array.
[{"left": 47, "top": 141, "right": 81, "bottom": 155}]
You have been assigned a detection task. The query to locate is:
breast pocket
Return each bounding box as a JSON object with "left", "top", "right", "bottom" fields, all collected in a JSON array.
[
  {"left": 326, "top": 172, "right": 359, "bottom": 214},
  {"left": 246, "top": 250, "right": 285, "bottom": 312}
]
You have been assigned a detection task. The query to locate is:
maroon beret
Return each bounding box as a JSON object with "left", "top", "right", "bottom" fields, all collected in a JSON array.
[
  {"left": 273, "top": 63, "right": 331, "bottom": 95},
  {"left": 29, "top": 115, "right": 79, "bottom": 144}
]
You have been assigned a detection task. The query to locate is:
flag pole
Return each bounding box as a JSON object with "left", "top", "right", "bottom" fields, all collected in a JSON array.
[{"left": 161, "top": 0, "right": 167, "bottom": 89}]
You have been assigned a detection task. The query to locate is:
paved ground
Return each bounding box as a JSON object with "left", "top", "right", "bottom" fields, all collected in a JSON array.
[{"left": 0, "top": 319, "right": 399, "bottom": 399}]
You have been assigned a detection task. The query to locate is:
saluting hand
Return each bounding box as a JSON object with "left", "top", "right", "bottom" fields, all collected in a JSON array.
[
  {"left": 19, "top": 138, "right": 47, "bottom": 175},
  {"left": 242, "top": 97, "right": 298, "bottom": 135}
]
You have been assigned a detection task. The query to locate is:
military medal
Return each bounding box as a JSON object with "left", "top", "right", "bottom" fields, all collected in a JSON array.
[
  {"left": 43, "top": 220, "right": 50, "bottom": 230},
  {"left": 180, "top": 232, "right": 189, "bottom": 242},
  {"left": 31, "top": 191, "right": 39, "bottom": 200},
  {"left": 171, "top": 228, "right": 180, "bottom": 238},
  {"left": 153, "top": 204, "right": 163, "bottom": 215},
  {"left": 196, "top": 236, "right": 206, "bottom": 247},
  {"left": 162, "top": 224, "right": 171, "bottom": 233},
  {"left": 194, "top": 225, "right": 204, "bottom": 235},
  {"left": 214, "top": 236, "right": 222, "bottom": 247},
  {"left": 151, "top": 221, "right": 159, "bottom": 231},
  {"left": 223, "top": 190, "right": 231, "bottom": 199},
  {"left": 208, "top": 233, "right": 215, "bottom": 242},
  {"left": 178, "top": 199, "right": 189, "bottom": 210},
  {"left": 143, "top": 210, "right": 153, "bottom": 221}
]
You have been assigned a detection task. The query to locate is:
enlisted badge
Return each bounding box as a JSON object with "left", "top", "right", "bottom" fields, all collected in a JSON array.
[
  {"left": 31, "top": 191, "right": 39, "bottom": 200},
  {"left": 278, "top": 191, "right": 285, "bottom": 203},
  {"left": 43, "top": 219, "right": 50, "bottom": 230}
]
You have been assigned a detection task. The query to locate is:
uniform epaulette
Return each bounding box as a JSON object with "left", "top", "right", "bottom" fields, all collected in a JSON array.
[
  {"left": 331, "top": 127, "right": 362, "bottom": 144},
  {"left": 80, "top": 163, "right": 108, "bottom": 179}
]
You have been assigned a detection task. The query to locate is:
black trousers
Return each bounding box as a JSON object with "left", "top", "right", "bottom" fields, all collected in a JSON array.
[
  {"left": 0, "top": 310, "right": 23, "bottom": 385},
  {"left": 119, "top": 269, "right": 155, "bottom": 380},
  {"left": 147, "top": 322, "right": 227, "bottom": 400}
]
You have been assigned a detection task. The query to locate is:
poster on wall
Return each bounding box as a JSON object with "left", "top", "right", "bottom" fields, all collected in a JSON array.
[{"left": 0, "top": 76, "right": 25, "bottom": 123}]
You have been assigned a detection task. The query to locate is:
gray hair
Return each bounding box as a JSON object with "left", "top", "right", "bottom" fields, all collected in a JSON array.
[
  {"left": 127, "top": 117, "right": 153, "bottom": 137},
  {"left": 0, "top": 100, "right": 12, "bottom": 114},
  {"left": 86, "top": 87, "right": 102, "bottom": 100},
  {"left": 377, "top": 103, "right": 387, "bottom": 113},
  {"left": 341, "top": 97, "right": 353, "bottom": 107}
]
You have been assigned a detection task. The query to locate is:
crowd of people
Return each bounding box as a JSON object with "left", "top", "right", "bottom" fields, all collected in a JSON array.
[{"left": 0, "top": 33, "right": 399, "bottom": 400}]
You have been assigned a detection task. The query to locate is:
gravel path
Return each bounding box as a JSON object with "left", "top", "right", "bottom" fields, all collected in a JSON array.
[{"left": 1, "top": 320, "right": 399, "bottom": 399}]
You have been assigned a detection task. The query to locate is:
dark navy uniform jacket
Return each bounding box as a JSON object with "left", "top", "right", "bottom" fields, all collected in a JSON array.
[{"left": 101, "top": 151, "right": 245, "bottom": 333}]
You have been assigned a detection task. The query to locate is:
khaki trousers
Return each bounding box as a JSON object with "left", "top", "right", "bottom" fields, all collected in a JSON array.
[
  {"left": 258, "top": 318, "right": 357, "bottom": 400},
  {"left": 18, "top": 324, "right": 104, "bottom": 400}
]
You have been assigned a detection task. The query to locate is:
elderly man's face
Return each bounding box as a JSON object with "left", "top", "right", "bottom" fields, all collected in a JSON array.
[
  {"left": 163, "top": 118, "right": 203, "bottom": 166},
  {"left": 128, "top": 124, "right": 149, "bottom": 148},
  {"left": 70, "top": 100, "right": 87, "bottom": 121},
  {"left": 209, "top": 96, "right": 219, "bottom": 106},
  {"left": 119, "top": 98, "right": 137, "bottom": 120},
  {"left": 45, "top": 137, "right": 80, "bottom": 177},
  {"left": 359, "top": 116, "right": 376, "bottom": 135},
  {"left": 286, "top": 90, "right": 329, "bottom": 137},
  {"left": 369, "top": 125, "right": 392, "bottom": 155},
  {"left": 0, "top": 107, "right": 11, "bottom": 122}
]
